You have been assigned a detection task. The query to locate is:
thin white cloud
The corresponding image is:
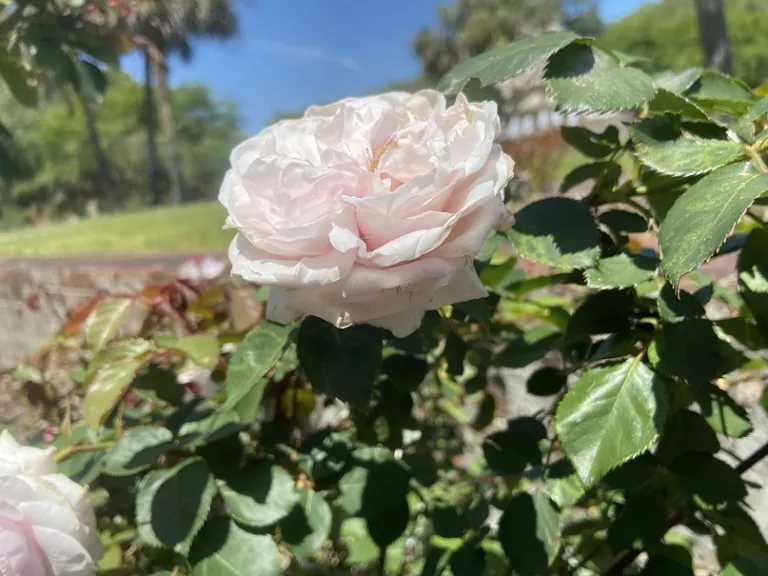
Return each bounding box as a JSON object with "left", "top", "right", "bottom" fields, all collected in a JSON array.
[{"left": 250, "top": 38, "right": 362, "bottom": 73}]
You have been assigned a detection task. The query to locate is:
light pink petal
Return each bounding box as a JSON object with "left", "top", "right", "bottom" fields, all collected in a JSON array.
[
  {"left": 229, "top": 234, "right": 356, "bottom": 287},
  {"left": 30, "top": 526, "right": 93, "bottom": 576}
]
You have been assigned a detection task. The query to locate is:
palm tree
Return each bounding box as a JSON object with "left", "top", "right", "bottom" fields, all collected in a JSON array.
[{"left": 127, "top": 0, "right": 237, "bottom": 204}]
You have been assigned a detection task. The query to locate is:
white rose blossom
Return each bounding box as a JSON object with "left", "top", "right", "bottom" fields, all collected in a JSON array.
[
  {"left": 220, "top": 90, "right": 514, "bottom": 337},
  {"left": 0, "top": 431, "right": 101, "bottom": 576}
]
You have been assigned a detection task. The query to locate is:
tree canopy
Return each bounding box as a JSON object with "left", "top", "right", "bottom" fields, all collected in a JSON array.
[
  {"left": 0, "top": 72, "right": 241, "bottom": 227},
  {"left": 599, "top": 0, "right": 768, "bottom": 87}
]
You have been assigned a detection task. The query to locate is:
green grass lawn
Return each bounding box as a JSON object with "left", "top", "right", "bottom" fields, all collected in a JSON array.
[{"left": 0, "top": 202, "right": 234, "bottom": 257}]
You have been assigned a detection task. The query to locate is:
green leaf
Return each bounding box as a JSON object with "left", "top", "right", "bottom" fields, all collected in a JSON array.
[
  {"left": 137, "top": 458, "right": 216, "bottom": 556},
  {"left": 220, "top": 463, "right": 299, "bottom": 528},
  {"left": 565, "top": 290, "right": 634, "bottom": 341},
  {"left": 85, "top": 297, "right": 136, "bottom": 351},
  {"left": 281, "top": 488, "right": 332, "bottom": 558},
  {"left": 69, "top": 55, "right": 107, "bottom": 103},
  {"left": 154, "top": 333, "right": 220, "bottom": 369},
  {"left": 527, "top": 367, "right": 567, "bottom": 397},
  {"left": 654, "top": 68, "right": 702, "bottom": 94},
  {"left": 381, "top": 354, "right": 429, "bottom": 393},
  {"left": 556, "top": 358, "right": 668, "bottom": 485},
  {"left": 340, "top": 518, "right": 379, "bottom": 566},
  {"left": 585, "top": 253, "right": 658, "bottom": 289},
  {"left": 738, "top": 228, "right": 768, "bottom": 333},
  {"left": 482, "top": 417, "right": 547, "bottom": 476},
  {"left": 0, "top": 49, "right": 37, "bottom": 106},
  {"left": 656, "top": 410, "right": 719, "bottom": 465},
  {"left": 83, "top": 358, "right": 145, "bottom": 429},
  {"left": 222, "top": 322, "right": 291, "bottom": 413},
  {"left": 545, "top": 44, "right": 656, "bottom": 112},
  {"left": 338, "top": 451, "right": 411, "bottom": 549},
  {"left": 657, "top": 285, "right": 706, "bottom": 323},
  {"left": 647, "top": 88, "right": 709, "bottom": 121},
  {"left": 560, "top": 161, "right": 621, "bottom": 194},
  {"left": 190, "top": 518, "right": 280, "bottom": 576},
  {"left": 714, "top": 505, "right": 768, "bottom": 576},
  {"left": 643, "top": 547, "right": 695, "bottom": 576},
  {"left": 736, "top": 98, "right": 768, "bottom": 142},
  {"left": 607, "top": 492, "right": 668, "bottom": 552},
  {"left": 87, "top": 338, "right": 155, "bottom": 377},
  {"left": 635, "top": 139, "right": 744, "bottom": 177},
  {"left": 438, "top": 31, "right": 580, "bottom": 95},
  {"left": 177, "top": 410, "right": 241, "bottom": 447},
  {"left": 496, "top": 327, "right": 561, "bottom": 368},
  {"left": 498, "top": 492, "right": 560, "bottom": 576},
  {"left": 687, "top": 71, "right": 754, "bottom": 114},
  {"left": 560, "top": 125, "right": 619, "bottom": 158},
  {"left": 697, "top": 388, "right": 753, "bottom": 438},
  {"left": 655, "top": 320, "right": 722, "bottom": 385},
  {"left": 670, "top": 454, "right": 746, "bottom": 506},
  {"left": 599, "top": 210, "right": 648, "bottom": 235},
  {"left": 103, "top": 426, "right": 174, "bottom": 476},
  {"left": 660, "top": 163, "right": 768, "bottom": 287},
  {"left": 132, "top": 365, "right": 184, "bottom": 406},
  {"left": 298, "top": 317, "right": 382, "bottom": 408},
  {"left": 507, "top": 197, "right": 601, "bottom": 269}
]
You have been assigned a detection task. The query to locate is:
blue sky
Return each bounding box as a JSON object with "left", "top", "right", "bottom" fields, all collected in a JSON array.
[{"left": 121, "top": 0, "right": 654, "bottom": 132}]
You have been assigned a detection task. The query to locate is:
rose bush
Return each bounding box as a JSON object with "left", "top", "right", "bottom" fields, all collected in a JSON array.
[
  {"left": 220, "top": 90, "right": 514, "bottom": 337},
  {"left": 0, "top": 432, "right": 101, "bottom": 576}
]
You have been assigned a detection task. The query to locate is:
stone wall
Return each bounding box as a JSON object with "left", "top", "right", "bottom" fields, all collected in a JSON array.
[{"left": 0, "top": 254, "right": 223, "bottom": 368}]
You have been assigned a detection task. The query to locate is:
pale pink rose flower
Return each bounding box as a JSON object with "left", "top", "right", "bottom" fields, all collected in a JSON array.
[
  {"left": 178, "top": 366, "right": 218, "bottom": 400},
  {"left": 0, "top": 432, "right": 102, "bottom": 576},
  {"left": 220, "top": 91, "right": 514, "bottom": 337}
]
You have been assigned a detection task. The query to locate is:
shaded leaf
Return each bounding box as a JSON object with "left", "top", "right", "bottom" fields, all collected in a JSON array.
[
  {"left": 298, "top": 317, "right": 382, "bottom": 408},
  {"left": 655, "top": 319, "right": 722, "bottom": 385},
  {"left": 527, "top": 367, "right": 567, "bottom": 397},
  {"left": 599, "top": 210, "right": 648, "bottom": 235},
  {"left": 561, "top": 161, "right": 622, "bottom": 194},
  {"left": 556, "top": 358, "right": 668, "bottom": 485},
  {"left": 607, "top": 492, "right": 668, "bottom": 552},
  {"left": 660, "top": 163, "right": 768, "bottom": 287},
  {"left": 671, "top": 454, "right": 746, "bottom": 506},
  {"left": 483, "top": 417, "right": 547, "bottom": 475},
  {"left": 103, "top": 426, "right": 174, "bottom": 476},
  {"left": 696, "top": 388, "right": 753, "bottom": 438},
  {"left": 498, "top": 492, "right": 560, "bottom": 576},
  {"left": 658, "top": 285, "right": 705, "bottom": 323},
  {"left": 738, "top": 228, "right": 768, "bottom": 333},
  {"left": 220, "top": 463, "right": 298, "bottom": 528},
  {"left": 281, "top": 488, "right": 332, "bottom": 558},
  {"left": 656, "top": 409, "right": 719, "bottom": 465},
  {"left": 561, "top": 125, "right": 619, "bottom": 158},
  {"left": 507, "top": 197, "right": 601, "bottom": 269},
  {"left": 647, "top": 88, "right": 709, "bottom": 121},
  {"left": 190, "top": 517, "right": 280, "bottom": 576},
  {"left": 566, "top": 290, "right": 634, "bottom": 341},
  {"left": 136, "top": 458, "right": 216, "bottom": 556}
]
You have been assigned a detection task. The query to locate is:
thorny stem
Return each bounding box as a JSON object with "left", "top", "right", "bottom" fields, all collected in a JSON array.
[
  {"left": 746, "top": 144, "right": 768, "bottom": 173},
  {"left": 602, "top": 440, "right": 768, "bottom": 575},
  {"left": 54, "top": 442, "right": 114, "bottom": 463}
]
